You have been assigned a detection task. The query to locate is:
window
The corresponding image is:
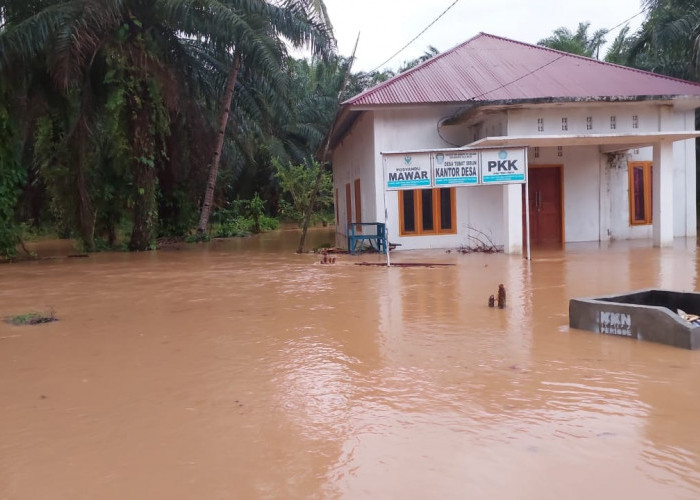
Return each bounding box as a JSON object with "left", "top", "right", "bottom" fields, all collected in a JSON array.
[
  {"left": 628, "top": 161, "right": 652, "bottom": 225},
  {"left": 399, "top": 188, "right": 456, "bottom": 236},
  {"left": 586, "top": 116, "right": 593, "bottom": 130}
]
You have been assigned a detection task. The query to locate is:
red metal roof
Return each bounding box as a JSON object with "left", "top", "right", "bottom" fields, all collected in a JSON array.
[{"left": 345, "top": 33, "right": 700, "bottom": 106}]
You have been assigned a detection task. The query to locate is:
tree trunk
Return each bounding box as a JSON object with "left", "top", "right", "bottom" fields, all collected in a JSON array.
[
  {"left": 75, "top": 120, "right": 95, "bottom": 251},
  {"left": 197, "top": 50, "right": 242, "bottom": 234},
  {"left": 296, "top": 162, "right": 325, "bottom": 253},
  {"left": 128, "top": 87, "right": 157, "bottom": 251}
]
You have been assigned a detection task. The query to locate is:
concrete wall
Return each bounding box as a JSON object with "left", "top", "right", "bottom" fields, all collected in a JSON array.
[
  {"left": 508, "top": 103, "right": 662, "bottom": 136},
  {"left": 373, "top": 106, "right": 509, "bottom": 250},
  {"left": 509, "top": 103, "right": 697, "bottom": 242}
]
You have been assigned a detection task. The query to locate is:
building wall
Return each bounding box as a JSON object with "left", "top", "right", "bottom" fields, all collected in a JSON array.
[
  {"left": 332, "top": 100, "right": 697, "bottom": 251},
  {"left": 508, "top": 103, "right": 661, "bottom": 136},
  {"left": 374, "top": 107, "right": 509, "bottom": 250},
  {"left": 332, "top": 112, "right": 376, "bottom": 241},
  {"left": 525, "top": 144, "right": 601, "bottom": 242},
  {"left": 509, "top": 103, "right": 697, "bottom": 242}
]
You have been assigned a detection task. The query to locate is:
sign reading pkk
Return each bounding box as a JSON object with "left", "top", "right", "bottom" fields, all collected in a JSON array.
[
  {"left": 480, "top": 148, "right": 527, "bottom": 184},
  {"left": 433, "top": 151, "right": 479, "bottom": 186},
  {"left": 384, "top": 153, "right": 431, "bottom": 190}
]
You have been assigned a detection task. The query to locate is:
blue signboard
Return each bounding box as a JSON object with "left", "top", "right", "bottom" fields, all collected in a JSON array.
[
  {"left": 480, "top": 148, "right": 527, "bottom": 184},
  {"left": 433, "top": 151, "right": 479, "bottom": 186},
  {"left": 383, "top": 147, "right": 527, "bottom": 190},
  {"left": 384, "top": 153, "right": 432, "bottom": 190}
]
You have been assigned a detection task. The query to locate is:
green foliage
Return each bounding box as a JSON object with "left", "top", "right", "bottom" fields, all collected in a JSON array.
[
  {"left": 627, "top": 0, "right": 700, "bottom": 80},
  {"left": 210, "top": 193, "right": 279, "bottom": 237},
  {"left": 0, "top": 99, "right": 25, "bottom": 260},
  {"left": 274, "top": 158, "right": 332, "bottom": 225},
  {"left": 398, "top": 46, "right": 440, "bottom": 73},
  {"left": 185, "top": 232, "right": 210, "bottom": 243},
  {"left": 4, "top": 309, "right": 57, "bottom": 325},
  {"left": 604, "top": 26, "right": 633, "bottom": 65},
  {"left": 212, "top": 214, "right": 278, "bottom": 238},
  {"left": 32, "top": 114, "right": 76, "bottom": 241},
  {"left": 538, "top": 22, "right": 608, "bottom": 58},
  {"left": 1, "top": 0, "right": 339, "bottom": 250}
]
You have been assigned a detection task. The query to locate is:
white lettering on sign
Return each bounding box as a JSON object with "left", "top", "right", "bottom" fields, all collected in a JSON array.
[{"left": 598, "top": 311, "right": 632, "bottom": 337}]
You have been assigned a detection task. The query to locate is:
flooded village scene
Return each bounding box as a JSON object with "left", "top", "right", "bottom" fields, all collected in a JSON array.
[{"left": 3, "top": 1, "right": 700, "bottom": 499}]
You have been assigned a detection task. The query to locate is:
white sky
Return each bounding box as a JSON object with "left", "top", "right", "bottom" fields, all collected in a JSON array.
[{"left": 322, "top": 0, "right": 647, "bottom": 72}]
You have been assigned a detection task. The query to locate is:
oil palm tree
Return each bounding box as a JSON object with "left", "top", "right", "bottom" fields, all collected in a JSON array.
[
  {"left": 195, "top": 0, "right": 335, "bottom": 234},
  {"left": 269, "top": 55, "right": 349, "bottom": 165},
  {"left": 538, "top": 22, "right": 608, "bottom": 59},
  {"left": 604, "top": 26, "right": 633, "bottom": 65},
  {"left": 627, "top": 0, "right": 700, "bottom": 80},
  {"left": 0, "top": 0, "right": 243, "bottom": 249}
]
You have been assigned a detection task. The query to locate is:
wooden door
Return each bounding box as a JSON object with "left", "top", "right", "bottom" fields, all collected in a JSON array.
[
  {"left": 345, "top": 183, "right": 352, "bottom": 228},
  {"left": 526, "top": 166, "right": 563, "bottom": 246},
  {"left": 354, "top": 178, "right": 362, "bottom": 231}
]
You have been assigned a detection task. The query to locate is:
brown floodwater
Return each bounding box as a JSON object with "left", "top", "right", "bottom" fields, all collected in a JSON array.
[{"left": 1, "top": 229, "right": 700, "bottom": 499}]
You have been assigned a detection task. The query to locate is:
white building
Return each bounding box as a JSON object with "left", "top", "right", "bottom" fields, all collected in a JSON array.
[{"left": 329, "top": 33, "right": 700, "bottom": 253}]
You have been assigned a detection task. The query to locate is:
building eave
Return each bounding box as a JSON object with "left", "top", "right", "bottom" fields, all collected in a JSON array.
[
  {"left": 442, "top": 95, "right": 700, "bottom": 127},
  {"left": 468, "top": 131, "right": 700, "bottom": 151}
]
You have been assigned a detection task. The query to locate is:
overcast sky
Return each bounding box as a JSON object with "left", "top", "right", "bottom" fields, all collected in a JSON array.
[{"left": 321, "top": 0, "right": 647, "bottom": 72}]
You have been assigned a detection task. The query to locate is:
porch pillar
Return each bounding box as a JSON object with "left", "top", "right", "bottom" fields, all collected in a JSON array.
[
  {"left": 503, "top": 183, "right": 523, "bottom": 254},
  {"left": 652, "top": 141, "right": 674, "bottom": 247}
]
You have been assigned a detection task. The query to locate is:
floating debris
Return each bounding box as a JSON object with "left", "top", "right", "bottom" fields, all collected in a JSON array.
[
  {"left": 319, "top": 249, "right": 336, "bottom": 265},
  {"left": 355, "top": 262, "right": 454, "bottom": 268},
  {"left": 678, "top": 309, "right": 700, "bottom": 325},
  {"left": 4, "top": 310, "right": 58, "bottom": 326}
]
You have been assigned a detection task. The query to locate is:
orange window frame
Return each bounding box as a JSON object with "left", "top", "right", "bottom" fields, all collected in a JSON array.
[
  {"left": 628, "top": 161, "right": 653, "bottom": 225},
  {"left": 398, "top": 188, "right": 456, "bottom": 236}
]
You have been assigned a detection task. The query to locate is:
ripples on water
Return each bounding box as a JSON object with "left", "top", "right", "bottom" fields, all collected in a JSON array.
[{"left": 1, "top": 232, "right": 699, "bottom": 498}]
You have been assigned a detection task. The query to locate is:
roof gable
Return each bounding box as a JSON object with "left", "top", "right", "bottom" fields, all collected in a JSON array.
[{"left": 345, "top": 33, "right": 700, "bottom": 106}]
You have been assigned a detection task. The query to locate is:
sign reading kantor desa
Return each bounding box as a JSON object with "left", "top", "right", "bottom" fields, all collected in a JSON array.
[{"left": 434, "top": 151, "right": 479, "bottom": 186}]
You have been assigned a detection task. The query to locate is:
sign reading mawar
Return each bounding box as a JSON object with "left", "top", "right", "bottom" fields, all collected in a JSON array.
[{"left": 384, "top": 153, "right": 431, "bottom": 190}]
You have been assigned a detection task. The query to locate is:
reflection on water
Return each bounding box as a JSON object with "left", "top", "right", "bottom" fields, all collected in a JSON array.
[{"left": 1, "top": 230, "right": 700, "bottom": 499}]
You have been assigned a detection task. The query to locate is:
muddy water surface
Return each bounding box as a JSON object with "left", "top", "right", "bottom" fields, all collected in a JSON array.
[{"left": 2, "top": 230, "right": 700, "bottom": 499}]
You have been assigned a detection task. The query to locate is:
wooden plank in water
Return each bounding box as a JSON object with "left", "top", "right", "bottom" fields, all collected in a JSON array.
[{"left": 355, "top": 262, "right": 454, "bottom": 268}]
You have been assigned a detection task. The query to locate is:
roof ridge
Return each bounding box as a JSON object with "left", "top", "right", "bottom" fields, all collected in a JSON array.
[
  {"left": 472, "top": 32, "right": 700, "bottom": 91},
  {"left": 343, "top": 32, "right": 489, "bottom": 106},
  {"left": 342, "top": 32, "right": 700, "bottom": 108}
]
